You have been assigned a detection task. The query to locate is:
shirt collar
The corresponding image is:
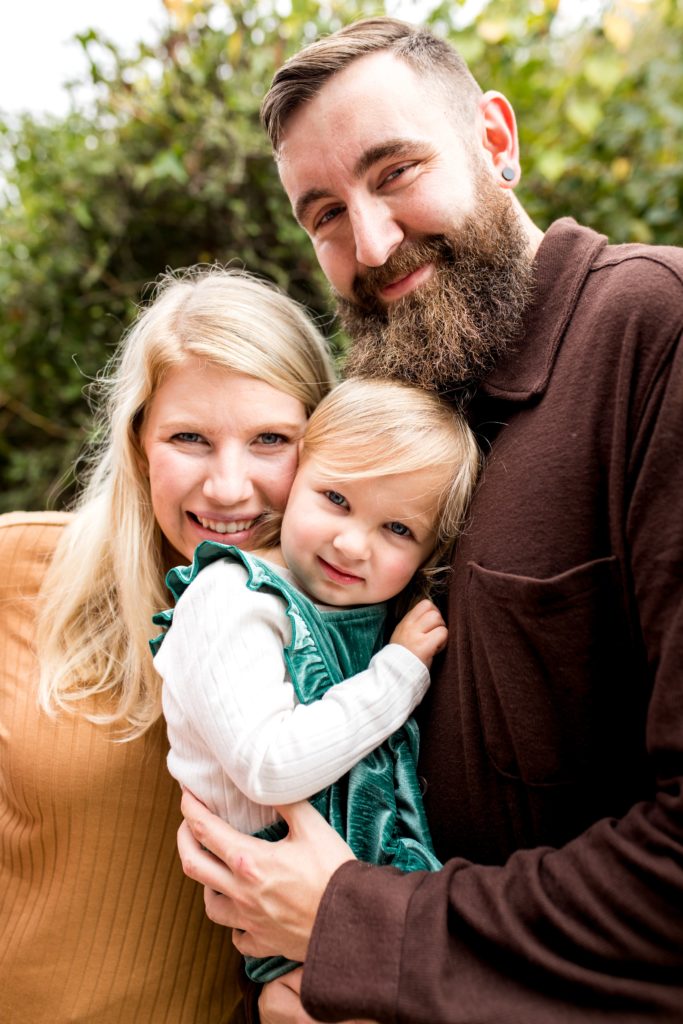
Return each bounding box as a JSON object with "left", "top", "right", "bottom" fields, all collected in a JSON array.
[{"left": 481, "top": 217, "right": 608, "bottom": 401}]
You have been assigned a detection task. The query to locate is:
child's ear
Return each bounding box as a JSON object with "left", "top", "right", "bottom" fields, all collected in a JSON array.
[{"left": 297, "top": 438, "right": 305, "bottom": 458}]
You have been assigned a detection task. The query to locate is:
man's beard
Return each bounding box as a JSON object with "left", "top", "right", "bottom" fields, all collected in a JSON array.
[{"left": 339, "top": 172, "right": 535, "bottom": 401}]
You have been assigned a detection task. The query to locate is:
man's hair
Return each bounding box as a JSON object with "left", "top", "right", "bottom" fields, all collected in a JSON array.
[{"left": 261, "top": 16, "right": 483, "bottom": 152}]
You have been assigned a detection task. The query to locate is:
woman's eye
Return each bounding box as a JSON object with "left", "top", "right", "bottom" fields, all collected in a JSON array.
[
  {"left": 325, "top": 490, "right": 349, "bottom": 509},
  {"left": 257, "top": 432, "right": 287, "bottom": 446},
  {"left": 173, "top": 432, "right": 204, "bottom": 444},
  {"left": 387, "top": 521, "right": 412, "bottom": 537}
]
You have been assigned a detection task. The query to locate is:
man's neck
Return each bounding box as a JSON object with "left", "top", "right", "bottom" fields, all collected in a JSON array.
[{"left": 512, "top": 193, "right": 544, "bottom": 259}]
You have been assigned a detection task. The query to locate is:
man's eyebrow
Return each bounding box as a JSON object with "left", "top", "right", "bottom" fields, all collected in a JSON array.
[
  {"left": 293, "top": 139, "right": 416, "bottom": 226},
  {"left": 294, "top": 188, "right": 331, "bottom": 227},
  {"left": 353, "top": 139, "right": 412, "bottom": 178}
]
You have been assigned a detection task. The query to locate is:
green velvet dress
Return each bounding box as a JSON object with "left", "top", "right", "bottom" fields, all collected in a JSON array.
[{"left": 152, "top": 540, "right": 440, "bottom": 983}]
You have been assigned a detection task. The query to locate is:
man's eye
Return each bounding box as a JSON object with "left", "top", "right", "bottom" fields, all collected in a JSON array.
[
  {"left": 387, "top": 521, "right": 412, "bottom": 537},
  {"left": 381, "top": 163, "right": 415, "bottom": 188},
  {"left": 325, "top": 490, "right": 349, "bottom": 509},
  {"left": 316, "top": 205, "right": 344, "bottom": 229}
]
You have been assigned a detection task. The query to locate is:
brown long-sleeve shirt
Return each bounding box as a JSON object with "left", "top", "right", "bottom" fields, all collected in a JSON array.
[{"left": 302, "top": 220, "right": 683, "bottom": 1022}]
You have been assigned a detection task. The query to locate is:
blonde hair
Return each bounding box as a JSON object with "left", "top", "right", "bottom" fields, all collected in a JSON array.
[
  {"left": 265, "top": 378, "right": 479, "bottom": 595},
  {"left": 37, "top": 266, "right": 336, "bottom": 736},
  {"left": 261, "top": 17, "right": 482, "bottom": 153}
]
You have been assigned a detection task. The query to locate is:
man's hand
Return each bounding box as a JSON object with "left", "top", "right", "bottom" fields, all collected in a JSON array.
[
  {"left": 390, "top": 598, "right": 447, "bottom": 668},
  {"left": 178, "top": 790, "right": 355, "bottom": 962},
  {"left": 260, "top": 969, "right": 376, "bottom": 1024}
]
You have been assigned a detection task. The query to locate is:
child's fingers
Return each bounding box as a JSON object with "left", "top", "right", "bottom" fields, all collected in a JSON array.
[
  {"left": 405, "top": 599, "right": 444, "bottom": 626},
  {"left": 431, "top": 624, "right": 448, "bottom": 653},
  {"left": 415, "top": 604, "right": 446, "bottom": 632},
  {"left": 409, "top": 597, "right": 439, "bottom": 616}
]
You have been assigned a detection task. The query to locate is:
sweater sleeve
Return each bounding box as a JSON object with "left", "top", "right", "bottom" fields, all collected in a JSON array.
[
  {"left": 301, "top": 326, "right": 683, "bottom": 1017},
  {"left": 156, "top": 558, "right": 429, "bottom": 806}
]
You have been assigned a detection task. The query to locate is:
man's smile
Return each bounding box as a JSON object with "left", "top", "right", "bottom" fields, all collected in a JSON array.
[{"left": 378, "top": 263, "right": 435, "bottom": 302}]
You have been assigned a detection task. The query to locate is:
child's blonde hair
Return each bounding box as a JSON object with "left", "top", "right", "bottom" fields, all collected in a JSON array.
[{"left": 37, "top": 266, "right": 336, "bottom": 736}]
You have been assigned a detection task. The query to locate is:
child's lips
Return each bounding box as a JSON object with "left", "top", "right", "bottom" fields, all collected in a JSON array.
[{"left": 317, "top": 556, "right": 364, "bottom": 585}]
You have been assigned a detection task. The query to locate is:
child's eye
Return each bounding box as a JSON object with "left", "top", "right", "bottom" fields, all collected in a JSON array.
[
  {"left": 387, "top": 521, "right": 412, "bottom": 538},
  {"left": 324, "top": 490, "right": 349, "bottom": 509},
  {"left": 257, "top": 432, "right": 288, "bottom": 446}
]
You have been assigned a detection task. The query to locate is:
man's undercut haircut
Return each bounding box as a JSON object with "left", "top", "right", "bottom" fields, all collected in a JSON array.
[{"left": 261, "top": 16, "right": 483, "bottom": 152}]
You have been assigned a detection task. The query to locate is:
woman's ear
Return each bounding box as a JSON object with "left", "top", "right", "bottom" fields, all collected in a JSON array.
[
  {"left": 132, "top": 431, "right": 150, "bottom": 479},
  {"left": 478, "top": 90, "right": 521, "bottom": 188}
]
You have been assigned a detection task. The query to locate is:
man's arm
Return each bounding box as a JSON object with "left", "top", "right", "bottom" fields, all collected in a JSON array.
[{"left": 178, "top": 790, "right": 350, "bottom": 964}]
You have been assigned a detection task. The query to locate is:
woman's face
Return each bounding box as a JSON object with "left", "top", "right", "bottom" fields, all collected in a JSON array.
[{"left": 140, "top": 359, "right": 307, "bottom": 563}]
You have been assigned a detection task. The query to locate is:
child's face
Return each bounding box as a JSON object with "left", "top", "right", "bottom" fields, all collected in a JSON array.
[{"left": 280, "top": 456, "right": 443, "bottom": 606}]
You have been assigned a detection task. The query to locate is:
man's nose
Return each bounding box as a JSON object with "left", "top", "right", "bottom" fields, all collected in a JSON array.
[
  {"left": 350, "top": 200, "right": 403, "bottom": 268},
  {"left": 202, "top": 449, "right": 254, "bottom": 505}
]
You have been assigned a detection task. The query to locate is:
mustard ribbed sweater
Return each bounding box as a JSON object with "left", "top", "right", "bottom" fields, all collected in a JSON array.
[{"left": 0, "top": 512, "right": 243, "bottom": 1023}]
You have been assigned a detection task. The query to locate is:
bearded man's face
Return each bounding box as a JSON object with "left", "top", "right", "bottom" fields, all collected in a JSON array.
[
  {"left": 276, "top": 52, "right": 535, "bottom": 394},
  {"left": 340, "top": 171, "right": 535, "bottom": 395}
]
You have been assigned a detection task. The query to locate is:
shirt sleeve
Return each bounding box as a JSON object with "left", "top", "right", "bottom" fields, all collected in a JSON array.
[
  {"left": 155, "top": 558, "right": 430, "bottom": 805},
  {"left": 301, "top": 334, "right": 683, "bottom": 1019}
]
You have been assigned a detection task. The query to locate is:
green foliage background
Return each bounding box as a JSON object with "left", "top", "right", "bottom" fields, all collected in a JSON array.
[{"left": 1, "top": 0, "right": 681, "bottom": 511}]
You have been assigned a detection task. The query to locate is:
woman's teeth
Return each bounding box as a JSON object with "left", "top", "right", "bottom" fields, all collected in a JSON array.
[{"left": 196, "top": 516, "right": 254, "bottom": 534}]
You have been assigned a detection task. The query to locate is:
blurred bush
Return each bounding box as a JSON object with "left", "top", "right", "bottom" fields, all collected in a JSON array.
[{"left": 1, "top": 0, "right": 681, "bottom": 511}]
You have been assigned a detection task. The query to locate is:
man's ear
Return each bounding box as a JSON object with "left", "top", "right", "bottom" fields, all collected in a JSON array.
[{"left": 478, "top": 90, "right": 520, "bottom": 188}]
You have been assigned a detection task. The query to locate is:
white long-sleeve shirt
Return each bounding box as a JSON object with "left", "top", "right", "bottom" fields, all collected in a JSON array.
[{"left": 155, "top": 556, "right": 429, "bottom": 834}]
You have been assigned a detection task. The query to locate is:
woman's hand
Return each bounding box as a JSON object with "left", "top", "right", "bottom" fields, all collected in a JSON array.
[
  {"left": 259, "top": 970, "right": 315, "bottom": 1024},
  {"left": 177, "top": 790, "right": 355, "bottom": 962},
  {"left": 260, "top": 969, "right": 376, "bottom": 1024},
  {"left": 390, "top": 598, "right": 447, "bottom": 668}
]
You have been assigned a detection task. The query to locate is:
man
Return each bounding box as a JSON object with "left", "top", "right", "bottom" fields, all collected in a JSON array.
[{"left": 178, "top": 17, "right": 683, "bottom": 1023}]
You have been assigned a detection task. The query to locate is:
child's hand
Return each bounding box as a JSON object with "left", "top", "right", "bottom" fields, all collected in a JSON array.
[{"left": 389, "top": 599, "right": 447, "bottom": 668}]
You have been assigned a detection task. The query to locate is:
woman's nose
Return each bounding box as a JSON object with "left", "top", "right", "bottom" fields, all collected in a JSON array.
[{"left": 202, "top": 450, "right": 254, "bottom": 506}]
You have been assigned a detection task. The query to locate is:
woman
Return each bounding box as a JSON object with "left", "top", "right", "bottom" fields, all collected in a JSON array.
[{"left": 0, "top": 266, "right": 335, "bottom": 1023}]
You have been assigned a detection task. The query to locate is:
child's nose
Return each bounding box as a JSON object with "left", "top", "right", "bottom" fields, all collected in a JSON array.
[{"left": 332, "top": 525, "right": 370, "bottom": 560}]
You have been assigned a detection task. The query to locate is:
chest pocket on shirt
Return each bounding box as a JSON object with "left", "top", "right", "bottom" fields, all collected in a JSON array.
[{"left": 466, "top": 555, "right": 638, "bottom": 787}]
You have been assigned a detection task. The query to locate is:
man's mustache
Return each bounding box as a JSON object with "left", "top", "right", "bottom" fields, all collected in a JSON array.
[{"left": 352, "top": 237, "right": 448, "bottom": 307}]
